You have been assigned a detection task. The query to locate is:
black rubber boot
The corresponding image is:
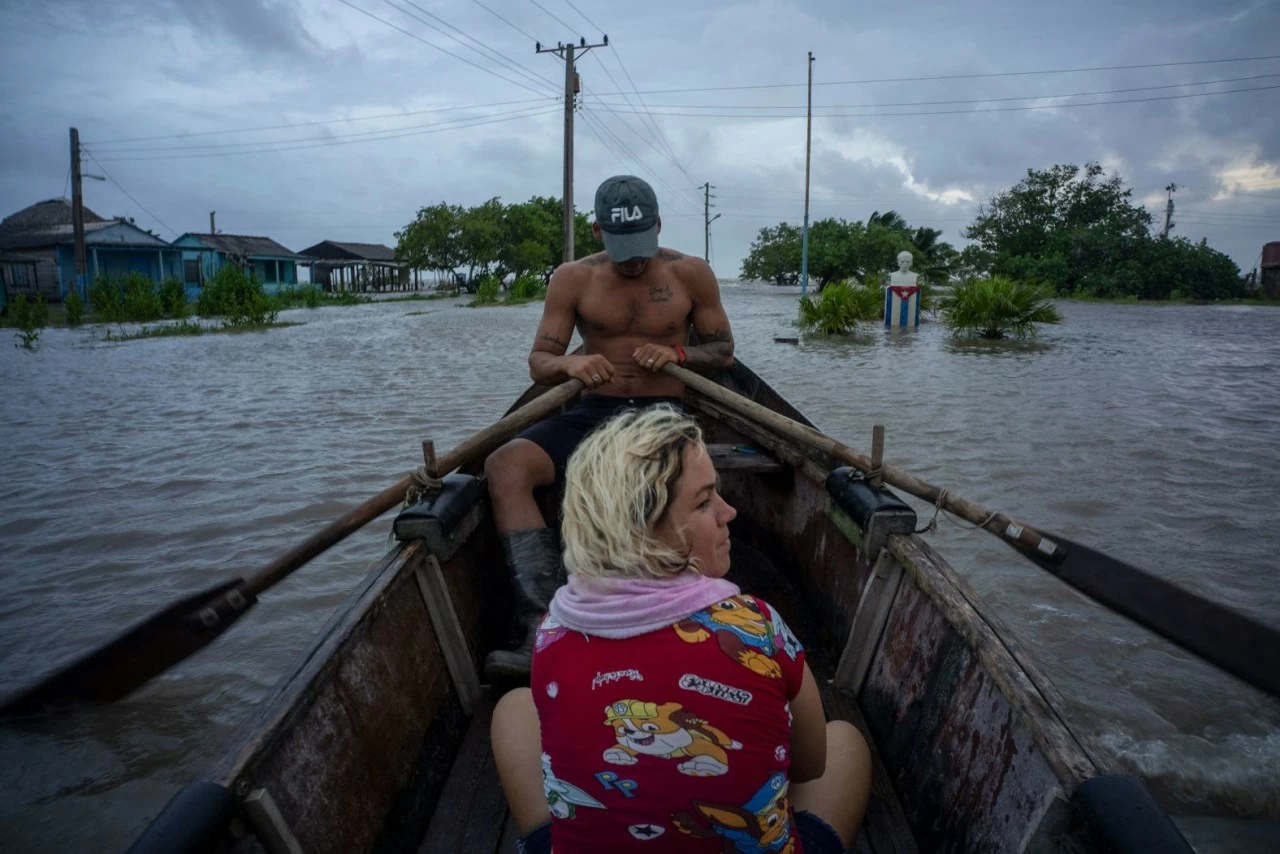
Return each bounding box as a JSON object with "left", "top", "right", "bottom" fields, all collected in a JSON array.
[{"left": 484, "top": 528, "right": 562, "bottom": 682}]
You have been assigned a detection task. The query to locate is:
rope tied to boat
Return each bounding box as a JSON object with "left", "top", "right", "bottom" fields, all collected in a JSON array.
[
  {"left": 915, "top": 486, "right": 999, "bottom": 535},
  {"left": 403, "top": 465, "right": 444, "bottom": 507}
]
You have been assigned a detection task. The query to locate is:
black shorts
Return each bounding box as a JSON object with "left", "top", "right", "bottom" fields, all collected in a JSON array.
[{"left": 516, "top": 394, "right": 685, "bottom": 484}]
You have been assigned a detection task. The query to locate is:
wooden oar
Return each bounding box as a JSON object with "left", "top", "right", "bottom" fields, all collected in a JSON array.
[
  {"left": 1, "top": 379, "right": 584, "bottom": 721},
  {"left": 665, "top": 364, "right": 1280, "bottom": 699}
]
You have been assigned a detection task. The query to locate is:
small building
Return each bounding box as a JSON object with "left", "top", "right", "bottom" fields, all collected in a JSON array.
[
  {"left": 173, "top": 232, "right": 304, "bottom": 296},
  {"left": 297, "top": 240, "right": 417, "bottom": 292},
  {"left": 0, "top": 198, "right": 181, "bottom": 306},
  {"left": 1262, "top": 241, "right": 1280, "bottom": 301}
]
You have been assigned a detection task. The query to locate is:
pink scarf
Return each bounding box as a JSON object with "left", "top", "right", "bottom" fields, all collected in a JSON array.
[{"left": 548, "top": 572, "right": 741, "bottom": 639}]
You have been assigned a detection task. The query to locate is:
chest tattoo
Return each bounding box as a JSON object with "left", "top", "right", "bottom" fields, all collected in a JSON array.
[{"left": 648, "top": 284, "right": 673, "bottom": 303}]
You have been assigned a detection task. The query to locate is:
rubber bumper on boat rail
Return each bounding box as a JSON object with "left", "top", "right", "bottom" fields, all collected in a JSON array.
[
  {"left": 125, "top": 780, "right": 234, "bottom": 854},
  {"left": 1073, "top": 774, "right": 1195, "bottom": 853}
]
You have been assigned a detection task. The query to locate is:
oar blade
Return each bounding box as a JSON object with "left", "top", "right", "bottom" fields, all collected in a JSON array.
[
  {"left": 0, "top": 579, "right": 256, "bottom": 721},
  {"left": 1024, "top": 531, "right": 1280, "bottom": 699}
]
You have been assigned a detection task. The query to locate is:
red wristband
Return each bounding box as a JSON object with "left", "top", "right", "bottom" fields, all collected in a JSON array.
[{"left": 674, "top": 345, "right": 687, "bottom": 366}]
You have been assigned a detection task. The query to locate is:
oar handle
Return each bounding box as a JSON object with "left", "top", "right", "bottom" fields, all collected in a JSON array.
[{"left": 243, "top": 378, "right": 583, "bottom": 596}]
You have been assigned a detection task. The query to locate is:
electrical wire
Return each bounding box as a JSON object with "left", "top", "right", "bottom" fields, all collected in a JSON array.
[
  {"left": 580, "top": 82, "right": 1280, "bottom": 118},
  {"left": 83, "top": 152, "right": 180, "bottom": 237},
  {"left": 381, "top": 0, "right": 560, "bottom": 94},
  {"left": 87, "top": 108, "right": 559, "bottom": 162},
  {"left": 609, "top": 45, "right": 694, "bottom": 184},
  {"left": 581, "top": 83, "right": 690, "bottom": 183},
  {"left": 559, "top": 0, "right": 603, "bottom": 33},
  {"left": 587, "top": 73, "right": 1280, "bottom": 111},
  {"left": 578, "top": 109, "right": 697, "bottom": 212},
  {"left": 523, "top": 0, "right": 582, "bottom": 38},
  {"left": 468, "top": 0, "right": 539, "bottom": 42},
  {"left": 337, "top": 0, "right": 551, "bottom": 97},
  {"left": 585, "top": 54, "right": 1280, "bottom": 96}
]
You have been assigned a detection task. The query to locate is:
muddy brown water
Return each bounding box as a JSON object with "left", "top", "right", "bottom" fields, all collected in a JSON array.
[{"left": 1, "top": 287, "right": 1278, "bottom": 851}]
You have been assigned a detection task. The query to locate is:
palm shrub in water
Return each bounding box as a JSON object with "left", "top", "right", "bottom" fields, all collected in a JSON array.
[
  {"left": 120, "top": 272, "right": 165, "bottom": 322},
  {"left": 63, "top": 286, "right": 85, "bottom": 327},
  {"left": 797, "top": 280, "right": 882, "bottom": 335},
  {"left": 11, "top": 294, "right": 48, "bottom": 349},
  {"left": 159, "top": 277, "right": 189, "bottom": 319},
  {"left": 942, "top": 276, "right": 1062, "bottom": 339},
  {"left": 88, "top": 273, "right": 125, "bottom": 323}
]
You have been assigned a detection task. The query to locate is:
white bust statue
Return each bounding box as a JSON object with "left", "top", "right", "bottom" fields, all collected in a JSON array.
[{"left": 889, "top": 251, "right": 918, "bottom": 288}]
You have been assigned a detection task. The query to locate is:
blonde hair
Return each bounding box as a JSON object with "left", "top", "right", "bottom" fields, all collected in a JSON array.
[{"left": 561, "top": 405, "right": 704, "bottom": 580}]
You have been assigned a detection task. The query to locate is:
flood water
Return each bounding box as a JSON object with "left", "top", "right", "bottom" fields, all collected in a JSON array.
[{"left": 2, "top": 286, "right": 1278, "bottom": 851}]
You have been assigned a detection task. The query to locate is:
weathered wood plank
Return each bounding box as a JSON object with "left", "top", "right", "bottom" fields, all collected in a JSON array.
[
  {"left": 419, "top": 696, "right": 508, "bottom": 854},
  {"left": 820, "top": 684, "right": 919, "bottom": 854},
  {"left": 835, "top": 549, "right": 906, "bottom": 694},
  {"left": 415, "top": 556, "right": 482, "bottom": 715},
  {"left": 706, "top": 442, "right": 785, "bottom": 472}
]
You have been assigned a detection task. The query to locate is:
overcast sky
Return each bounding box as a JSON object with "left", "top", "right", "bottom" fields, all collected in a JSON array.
[{"left": 2, "top": 0, "right": 1278, "bottom": 274}]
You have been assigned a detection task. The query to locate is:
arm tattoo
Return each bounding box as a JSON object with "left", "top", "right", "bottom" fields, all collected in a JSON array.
[
  {"left": 683, "top": 328, "right": 735, "bottom": 370},
  {"left": 539, "top": 333, "right": 567, "bottom": 346}
]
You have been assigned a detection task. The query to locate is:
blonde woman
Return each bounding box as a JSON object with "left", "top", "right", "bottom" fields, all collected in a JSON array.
[{"left": 492, "top": 406, "right": 872, "bottom": 853}]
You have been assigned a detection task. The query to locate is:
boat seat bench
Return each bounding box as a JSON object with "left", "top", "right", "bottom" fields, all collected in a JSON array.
[{"left": 416, "top": 686, "right": 917, "bottom": 854}]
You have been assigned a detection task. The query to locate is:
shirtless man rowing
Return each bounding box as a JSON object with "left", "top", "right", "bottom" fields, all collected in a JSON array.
[{"left": 483, "top": 175, "right": 735, "bottom": 679}]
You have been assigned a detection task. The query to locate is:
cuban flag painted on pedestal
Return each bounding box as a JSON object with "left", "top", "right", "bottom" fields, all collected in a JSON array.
[{"left": 884, "top": 285, "right": 920, "bottom": 328}]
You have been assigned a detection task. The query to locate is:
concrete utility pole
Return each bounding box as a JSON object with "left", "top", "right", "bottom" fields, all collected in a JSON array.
[
  {"left": 537, "top": 35, "right": 608, "bottom": 263},
  {"left": 702, "top": 182, "right": 720, "bottom": 262},
  {"left": 210, "top": 211, "right": 217, "bottom": 235},
  {"left": 1161, "top": 183, "right": 1177, "bottom": 238},
  {"left": 800, "top": 51, "right": 815, "bottom": 297},
  {"left": 70, "top": 127, "right": 86, "bottom": 289}
]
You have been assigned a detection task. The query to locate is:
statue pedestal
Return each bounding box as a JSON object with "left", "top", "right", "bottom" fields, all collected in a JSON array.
[{"left": 884, "top": 277, "right": 920, "bottom": 328}]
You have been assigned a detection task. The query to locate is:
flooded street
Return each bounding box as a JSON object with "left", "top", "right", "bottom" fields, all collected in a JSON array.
[{"left": 2, "top": 286, "right": 1278, "bottom": 850}]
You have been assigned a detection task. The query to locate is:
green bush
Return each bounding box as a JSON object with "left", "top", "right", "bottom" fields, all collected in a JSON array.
[
  {"left": 472, "top": 275, "right": 501, "bottom": 306},
  {"left": 64, "top": 287, "right": 85, "bottom": 327},
  {"left": 11, "top": 294, "right": 48, "bottom": 349},
  {"left": 797, "top": 280, "right": 882, "bottom": 335},
  {"left": 506, "top": 273, "right": 546, "bottom": 303},
  {"left": 197, "top": 265, "right": 278, "bottom": 326},
  {"left": 119, "top": 272, "right": 165, "bottom": 322},
  {"left": 942, "top": 276, "right": 1062, "bottom": 339},
  {"left": 159, "top": 277, "right": 189, "bottom": 319},
  {"left": 88, "top": 273, "right": 125, "bottom": 323}
]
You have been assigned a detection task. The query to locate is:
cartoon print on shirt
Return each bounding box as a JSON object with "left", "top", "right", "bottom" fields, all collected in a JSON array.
[
  {"left": 541, "top": 753, "right": 605, "bottom": 819},
  {"left": 767, "top": 604, "right": 803, "bottom": 661},
  {"left": 674, "top": 596, "right": 791, "bottom": 678},
  {"left": 672, "top": 771, "right": 795, "bottom": 853},
  {"left": 603, "top": 699, "right": 743, "bottom": 777},
  {"left": 535, "top": 614, "right": 569, "bottom": 652}
]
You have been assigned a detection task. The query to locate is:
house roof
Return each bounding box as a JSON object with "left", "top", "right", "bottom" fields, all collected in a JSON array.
[
  {"left": 0, "top": 219, "right": 167, "bottom": 251},
  {"left": 181, "top": 232, "right": 303, "bottom": 259},
  {"left": 0, "top": 198, "right": 106, "bottom": 234},
  {"left": 298, "top": 240, "right": 399, "bottom": 262}
]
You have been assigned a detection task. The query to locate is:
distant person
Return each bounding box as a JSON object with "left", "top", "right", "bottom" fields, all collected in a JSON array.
[
  {"left": 482, "top": 175, "right": 736, "bottom": 680},
  {"left": 491, "top": 407, "right": 872, "bottom": 853}
]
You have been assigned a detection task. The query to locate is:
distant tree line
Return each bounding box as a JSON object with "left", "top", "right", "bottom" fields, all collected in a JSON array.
[
  {"left": 741, "top": 210, "right": 958, "bottom": 290},
  {"left": 742, "top": 162, "right": 1246, "bottom": 301},
  {"left": 395, "top": 196, "right": 603, "bottom": 285}
]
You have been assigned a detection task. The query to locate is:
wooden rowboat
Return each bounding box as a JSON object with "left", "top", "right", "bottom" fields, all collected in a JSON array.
[{"left": 128, "top": 360, "right": 1193, "bottom": 854}]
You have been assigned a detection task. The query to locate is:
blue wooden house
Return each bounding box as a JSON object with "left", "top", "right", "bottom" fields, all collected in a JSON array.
[
  {"left": 0, "top": 198, "right": 181, "bottom": 306},
  {"left": 173, "top": 233, "right": 305, "bottom": 297}
]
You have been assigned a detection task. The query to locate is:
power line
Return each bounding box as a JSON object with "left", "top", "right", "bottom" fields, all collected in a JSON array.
[
  {"left": 581, "top": 83, "right": 690, "bottom": 184},
  {"left": 584, "top": 54, "right": 1280, "bottom": 96},
  {"left": 382, "top": 0, "right": 560, "bottom": 94},
  {"left": 87, "top": 108, "right": 559, "bottom": 162},
  {"left": 587, "top": 73, "right": 1280, "bottom": 111},
  {"left": 578, "top": 109, "right": 698, "bottom": 212},
  {"left": 559, "top": 0, "right": 603, "bottom": 33},
  {"left": 523, "top": 0, "right": 582, "bottom": 38},
  {"left": 83, "top": 152, "right": 180, "bottom": 237},
  {"left": 336, "top": 0, "right": 550, "bottom": 97},
  {"left": 610, "top": 44, "right": 695, "bottom": 186},
  {"left": 87, "top": 97, "right": 556, "bottom": 146},
  {"left": 580, "top": 82, "right": 1280, "bottom": 118},
  {"left": 467, "top": 0, "right": 539, "bottom": 42},
  {"left": 85, "top": 104, "right": 557, "bottom": 154}
]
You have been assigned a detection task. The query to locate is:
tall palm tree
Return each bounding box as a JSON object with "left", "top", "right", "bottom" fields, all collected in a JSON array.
[{"left": 867, "top": 210, "right": 909, "bottom": 231}]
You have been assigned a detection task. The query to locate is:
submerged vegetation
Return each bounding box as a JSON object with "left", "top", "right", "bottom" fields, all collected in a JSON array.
[
  {"left": 941, "top": 276, "right": 1062, "bottom": 339},
  {"left": 797, "top": 281, "right": 883, "bottom": 335},
  {"left": 10, "top": 294, "right": 48, "bottom": 349},
  {"left": 196, "top": 266, "right": 279, "bottom": 327}
]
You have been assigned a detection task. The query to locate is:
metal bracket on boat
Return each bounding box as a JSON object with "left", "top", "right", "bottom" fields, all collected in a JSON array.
[
  {"left": 835, "top": 548, "right": 906, "bottom": 694},
  {"left": 415, "top": 555, "right": 483, "bottom": 715},
  {"left": 826, "top": 467, "right": 917, "bottom": 557},
  {"left": 243, "top": 787, "right": 306, "bottom": 854}
]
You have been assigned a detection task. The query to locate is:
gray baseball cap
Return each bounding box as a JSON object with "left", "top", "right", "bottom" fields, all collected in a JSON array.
[{"left": 594, "top": 175, "right": 659, "bottom": 261}]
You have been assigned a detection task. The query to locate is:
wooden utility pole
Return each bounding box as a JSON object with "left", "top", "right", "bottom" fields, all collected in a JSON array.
[
  {"left": 70, "top": 127, "right": 86, "bottom": 290},
  {"left": 1161, "top": 183, "right": 1177, "bottom": 238},
  {"left": 537, "top": 36, "right": 608, "bottom": 264},
  {"left": 800, "top": 51, "right": 815, "bottom": 297},
  {"left": 702, "top": 182, "right": 720, "bottom": 262},
  {"left": 210, "top": 211, "right": 217, "bottom": 235}
]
